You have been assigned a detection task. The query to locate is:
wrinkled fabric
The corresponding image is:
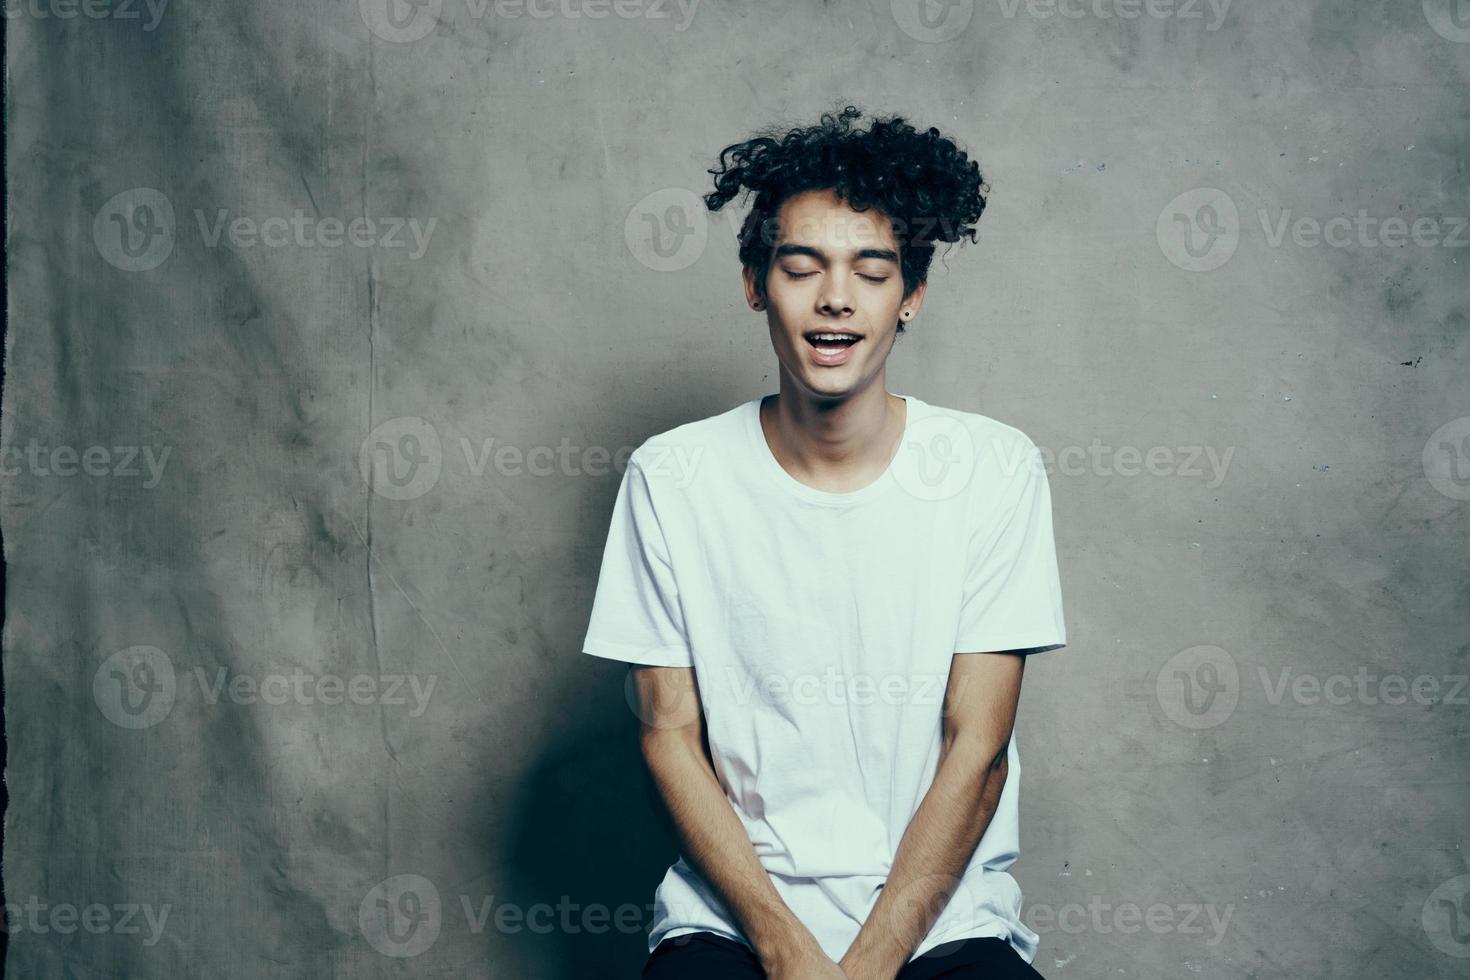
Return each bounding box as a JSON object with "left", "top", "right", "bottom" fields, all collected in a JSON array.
[{"left": 5, "top": 3, "right": 1468, "bottom": 979}]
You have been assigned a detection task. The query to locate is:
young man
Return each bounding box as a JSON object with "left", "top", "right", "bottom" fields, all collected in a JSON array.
[{"left": 582, "top": 107, "right": 1067, "bottom": 979}]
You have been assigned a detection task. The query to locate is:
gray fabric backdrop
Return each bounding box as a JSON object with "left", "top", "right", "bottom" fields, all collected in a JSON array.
[{"left": 4, "top": 1, "right": 1468, "bottom": 977}]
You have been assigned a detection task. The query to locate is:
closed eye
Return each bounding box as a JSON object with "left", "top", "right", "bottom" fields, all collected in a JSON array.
[{"left": 785, "top": 271, "right": 888, "bottom": 283}]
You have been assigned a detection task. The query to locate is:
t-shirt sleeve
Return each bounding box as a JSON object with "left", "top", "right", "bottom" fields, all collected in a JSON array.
[
  {"left": 953, "top": 439, "right": 1067, "bottom": 655},
  {"left": 581, "top": 455, "right": 695, "bottom": 668}
]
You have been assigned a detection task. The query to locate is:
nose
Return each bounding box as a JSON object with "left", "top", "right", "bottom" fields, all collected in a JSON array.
[{"left": 817, "top": 282, "right": 854, "bottom": 317}]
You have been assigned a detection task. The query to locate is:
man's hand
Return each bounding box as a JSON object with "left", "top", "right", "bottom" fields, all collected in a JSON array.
[{"left": 763, "top": 940, "right": 850, "bottom": 980}]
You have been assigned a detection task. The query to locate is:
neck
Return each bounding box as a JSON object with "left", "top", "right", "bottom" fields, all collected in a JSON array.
[{"left": 761, "top": 374, "right": 906, "bottom": 490}]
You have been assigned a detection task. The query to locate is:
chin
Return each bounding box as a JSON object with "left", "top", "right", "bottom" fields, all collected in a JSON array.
[{"left": 797, "top": 372, "right": 861, "bottom": 398}]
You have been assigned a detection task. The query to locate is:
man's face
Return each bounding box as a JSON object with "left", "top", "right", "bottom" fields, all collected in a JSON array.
[{"left": 745, "top": 188, "right": 925, "bottom": 401}]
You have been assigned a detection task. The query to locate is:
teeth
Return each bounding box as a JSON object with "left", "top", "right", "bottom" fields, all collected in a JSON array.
[{"left": 811, "top": 333, "right": 858, "bottom": 341}]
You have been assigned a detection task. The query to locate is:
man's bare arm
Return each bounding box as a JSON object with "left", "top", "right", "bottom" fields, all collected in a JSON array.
[
  {"left": 838, "top": 652, "right": 1026, "bottom": 980},
  {"left": 632, "top": 665, "right": 845, "bottom": 980}
]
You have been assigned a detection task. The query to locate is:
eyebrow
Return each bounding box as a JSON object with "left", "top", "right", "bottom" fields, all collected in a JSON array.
[{"left": 773, "top": 244, "right": 900, "bottom": 264}]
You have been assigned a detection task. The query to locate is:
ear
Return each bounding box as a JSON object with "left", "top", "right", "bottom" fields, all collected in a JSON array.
[
  {"left": 743, "top": 264, "right": 768, "bottom": 310},
  {"left": 900, "top": 278, "right": 929, "bottom": 319}
]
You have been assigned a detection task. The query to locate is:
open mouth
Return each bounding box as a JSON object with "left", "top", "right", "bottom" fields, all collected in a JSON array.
[
  {"left": 802, "top": 330, "right": 863, "bottom": 367},
  {"left": 804, "top": 331, "right": 863, "bottom": 352}
]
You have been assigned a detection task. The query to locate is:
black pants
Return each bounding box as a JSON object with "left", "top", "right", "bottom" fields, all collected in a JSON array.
[{"left": 641, "top": 931, "right": 1047, "bottom": 979}]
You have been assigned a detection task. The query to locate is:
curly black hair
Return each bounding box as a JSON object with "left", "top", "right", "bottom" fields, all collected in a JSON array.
[{"left": 704, "top": 105, "right": 988, "bottom": 335}]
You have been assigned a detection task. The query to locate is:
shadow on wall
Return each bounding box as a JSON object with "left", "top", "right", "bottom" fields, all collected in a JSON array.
[{"left": 494, "top": 669, "right": 683, "bottom": 979}]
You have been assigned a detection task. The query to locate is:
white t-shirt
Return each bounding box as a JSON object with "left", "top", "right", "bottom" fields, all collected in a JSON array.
[{"left": 581, "top": 393, "right": 1067, "bottom": 965}]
